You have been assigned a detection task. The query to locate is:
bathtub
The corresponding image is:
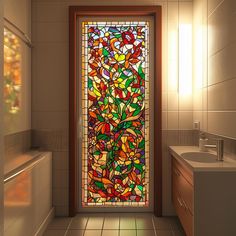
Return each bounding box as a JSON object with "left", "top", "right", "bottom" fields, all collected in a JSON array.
[{"left": 4, "top": 151, "right": 53, "bottom": 236}]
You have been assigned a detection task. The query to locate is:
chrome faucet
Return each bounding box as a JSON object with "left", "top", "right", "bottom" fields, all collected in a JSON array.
[{"left": 204, "top": 139, "right": 224, "bottom": 161}]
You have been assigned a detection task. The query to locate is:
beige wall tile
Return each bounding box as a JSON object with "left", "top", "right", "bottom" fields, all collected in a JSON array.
[
  {"left": 162, "top": 111, "right": 168, "bottom": 130},
  {"left": 168, "top": 92, "right": 179, "bottom": 111},
  {"left": 208, "top": 78, "right": 236, "bottom": 111},
  {"left": 32, "top": 22, "right": 68, "bottom": 43},
  {"left": 162, "top": 93, "right": 167, "bottom": 111},
  {"left": 53, "top": 151, "right": 69, "bottom": 170},
  {"left": 208, "top": 0, "right": 223, "bottom": 15},
  {"left": 193, "top": 111, "right": 203, "bottom": 130},
  {"left": 202, "top": 111, "right": 208, "bottom": 132},
  {"left": 55, "top": 206, "right": 69, "bottom": 216},
  {"left": 179, "top": 112, "right": 193, "bottom": 130},
  {"left": 208, "top": 42, "right": 236, "bottom": 85},
  {"left": 179, "top": 94, "right": 193, "bottom": 111},
  {"left": 193, "top": 89, "right": 203, "bottom": 111},
  {"left": 32, "top": 2, "right": 68, "bottom": 22},
  {"left": 32, "top": 43, "right": 68, "bottom": 112},
  {"left": 4, "top": 0, "right": 31, "bottom": 37},
  {"left": 53, "top": 170, "right": 68, "bottom": 188},
  {"left": 208, "top": 112, "right": 236, "bottom": 138},
  {"left": 202, "top": 88, "right": 208, "bottom": 111},
  {"left": 32, "top": 111, "right": 68, "bottom": 129},
  {"left": 208, "top": 0, "right": 236, "bottom": 55},
  {"left": 167, "top": 112, "right": 179, "bottom": 130},
  {"left": 53, "top": 188, "right": 68, "bottom": 206}
]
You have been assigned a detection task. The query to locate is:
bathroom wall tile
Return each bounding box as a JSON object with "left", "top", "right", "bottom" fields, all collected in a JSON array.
[
  {"left": 208, "top": 78, "right": 236, "bottom": 110},
  {"left": 202, "top": 111, "right": 208, "bottom": 132},
  {"left": 4, "top": 0, "right": 31, "bottom": 37},
  {"left": 208, "top": 0, "right": 236, "bottom": 56},
  {"left": 179, "top": 130, "right": 195, "bottom": 146},
  {"left": 53, "top": 151, "right": 69, "bottom": 170},
  {"left": 167, "top": 112, "right": 179, "bottom": 130},
  {"left": 32, "top": 112, "right": 68, "bottom": 130},
  {"left": 193, "top": 89, "right": 203, "bottom": 111},
  {"left": 208, "top": 0, "right": 223, "bottom": 15},
  {"left": 162, "top": 92, "right": 167, "bottom": 111},
  {"left": 32, "top": 43, "right": 68, "bottom": 112},
  {"left": 32, "top": 22, "right": 68, "bottom": 43},
  {"left": 167, "top": 92, "right": 179, "bottom": 111},
  {"left": 208, "top": 112, "right": 236, "bottom": 138},
  {"left": 209, "top": 41, "right": 236, "bottom": 85},
  {"left": 32, "top": 129, "right": 68, "bottom": 151},
  {"left": 53, "top": 188, "right": 69, "bottom": 206},
  {"left": 179, "top": 112, "right": 193, "bottom": 130},
  {"left": 32, "top": 2, "right": 68, "bottom": 22},
  {"left": 179, "top": 94, "right": 192, "bottom": 111},
  {"left": 162, "top": 112, "right": 168, "bottom": 130},
  {"left": 193, "top": 111, "right": 203, "bottom": 130},
  {"left": 179, "top": 1, "right": 193, "bottom": 24},
  {"left": 202, "top": 87, "right": 208, "bottom": 111},
  {"left": 55, "top": 206, "right": 69, "bottom": 216},
  {"left": 53, "top": 170, "right": 68, "bottom": 188},
  {"left": 166, "top": 130, "right": 180, "bottom": 146}
]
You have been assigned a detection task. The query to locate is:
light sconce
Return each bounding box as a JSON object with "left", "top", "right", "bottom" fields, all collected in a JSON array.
[{"left": 179, "top": 24, "right": 192, "bottom": 96}]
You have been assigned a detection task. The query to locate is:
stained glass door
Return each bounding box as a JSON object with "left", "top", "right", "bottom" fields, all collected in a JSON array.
[{"left": 78, "top": 17, "right": 154, "bottom": 211}]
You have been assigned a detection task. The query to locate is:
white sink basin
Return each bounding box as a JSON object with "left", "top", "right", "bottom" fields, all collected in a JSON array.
[{"left": 181, "top": 152, "right": 219, "bottom": 163}]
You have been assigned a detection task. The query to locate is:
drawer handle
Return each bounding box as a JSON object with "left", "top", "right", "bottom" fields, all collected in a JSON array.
[
  {"left": 177, "top": 197, "right": 183, "bottom": 207},
  {"left": 182, "top": 199, "right": 188, "bottom": 211},
  {"left": 174, "top": 169, "right": 181, "bottom": 177}
]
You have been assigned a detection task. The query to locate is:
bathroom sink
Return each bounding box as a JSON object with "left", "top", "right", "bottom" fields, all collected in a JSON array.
[{"left": 181, "top": 152, "right": 219, "bottom": 163}]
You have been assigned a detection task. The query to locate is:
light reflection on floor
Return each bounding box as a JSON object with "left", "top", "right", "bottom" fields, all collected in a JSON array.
[{"left": 43, "top": 213, "right": 185, "bottom": 236}]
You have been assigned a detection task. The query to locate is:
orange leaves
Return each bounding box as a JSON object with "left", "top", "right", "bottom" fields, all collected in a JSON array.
[
  {"left": 89, "top": 111, "right": 97, "bottom": 118},
  {"left": 89, "top": 70, "right": 97, "bottom": 77}
]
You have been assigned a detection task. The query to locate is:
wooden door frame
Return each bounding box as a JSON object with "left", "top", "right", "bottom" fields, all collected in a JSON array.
[{"left": 69, "top": 6, "right": 162, "bottom": 217}]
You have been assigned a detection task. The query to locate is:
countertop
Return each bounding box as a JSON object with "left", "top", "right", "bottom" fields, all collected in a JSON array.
[{"left": 169, "top": 146, "right": 236, "bottom": 172}]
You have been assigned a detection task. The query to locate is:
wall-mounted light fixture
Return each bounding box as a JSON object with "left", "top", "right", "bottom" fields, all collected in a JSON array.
[{"left": 179, "top": 24, "right": 192, "bottom": 95}]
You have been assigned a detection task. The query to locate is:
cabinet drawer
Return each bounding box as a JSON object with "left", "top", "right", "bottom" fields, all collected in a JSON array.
[
  {"left": 172, "top": 158, "right": 194, "bottom": 236},
  {"left": 173, "top": 158, "right": 193, "bottom": 185},
  {"left": 173, "top": 189, "right": 193, "bottom": 236},
  {"left": 172, "top": 159, "right": 193, "bottom": 214}
]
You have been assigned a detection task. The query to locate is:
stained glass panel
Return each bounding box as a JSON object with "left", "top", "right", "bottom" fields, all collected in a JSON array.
[
  {"left": 4, "top": 28, "right": 22, "bottom": 114},
  {"left": 81, "top": 21, "right": 150, "bottom": 207}
]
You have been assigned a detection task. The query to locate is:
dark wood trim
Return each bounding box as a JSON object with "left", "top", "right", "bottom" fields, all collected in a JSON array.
[
  {"left": 69, "top": 7, "right": 77, "bottom": 216},
  {"left": 69, "top": 6, "right": 162, "bottom": 217}
]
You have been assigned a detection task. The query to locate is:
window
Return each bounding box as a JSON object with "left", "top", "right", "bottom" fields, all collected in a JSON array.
[{"left": 81, "top": 21, "right": 150, "bottom": 207}]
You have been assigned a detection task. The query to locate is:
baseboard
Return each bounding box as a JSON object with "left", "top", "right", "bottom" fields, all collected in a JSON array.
[{"left": 34, "top": 207, "right": 55, "bottom": 236}]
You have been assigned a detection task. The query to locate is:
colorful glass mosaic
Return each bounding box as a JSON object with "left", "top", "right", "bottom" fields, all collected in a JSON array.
[
  {"left": 81, "top": 21, "right": 150, "bottom": 207},
  {"left": 4, "top": 28, "right": 22, "bottom": 114}
]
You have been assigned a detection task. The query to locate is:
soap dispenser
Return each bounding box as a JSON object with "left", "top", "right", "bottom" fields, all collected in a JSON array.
[{"left": 199, "top": 132, "right": 208, "bottom": 152}]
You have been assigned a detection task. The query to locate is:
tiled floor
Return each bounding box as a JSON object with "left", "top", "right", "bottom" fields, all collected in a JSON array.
[{"left": 43, "top": 213, "right": 186, "bottom": 236}]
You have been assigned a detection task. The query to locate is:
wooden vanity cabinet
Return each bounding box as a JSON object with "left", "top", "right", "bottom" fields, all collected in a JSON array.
[
  {"left": 170, "top": 147, "right": 236, "bottom": 236},
  {"left": 172, "top": 158, "right": 193, "bottom": 236}
]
